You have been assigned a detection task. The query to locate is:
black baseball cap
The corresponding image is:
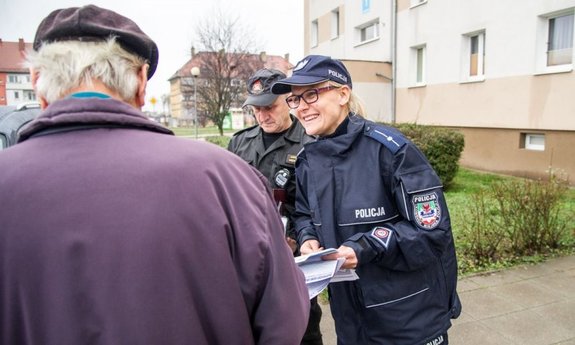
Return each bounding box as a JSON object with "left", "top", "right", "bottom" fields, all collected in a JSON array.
[
  {"left": 33, "top": 5, "right": 159, "bottom": 80},
  {"left": 243, "top": 69, "right": 287, "bottom": 107},
  {"left": 271, "top": 55, "right": 352, "bottom": 94}
]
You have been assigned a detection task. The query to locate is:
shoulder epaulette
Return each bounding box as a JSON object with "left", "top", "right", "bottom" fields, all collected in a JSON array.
[
  {"left": 231, "top": 124, "right": 258, "bottom": 137},
  {"left": 364, "top": 124, "right": 407, "bottom": 154}
]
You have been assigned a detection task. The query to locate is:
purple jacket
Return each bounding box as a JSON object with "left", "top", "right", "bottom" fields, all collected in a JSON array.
[{"left": 0, "top": 97, "right": 309, "bottom": 345}]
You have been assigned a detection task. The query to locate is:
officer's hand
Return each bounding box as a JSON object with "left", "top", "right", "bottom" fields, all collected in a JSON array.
[
  {"left": 322, "top": 245, "right": 358, "bottom": 269},
  {"left": 300, "top": 239, "right": 323, "bottom": 255},
  {"left": 286, "top": 237, "right": 298, "bottom": 253}
]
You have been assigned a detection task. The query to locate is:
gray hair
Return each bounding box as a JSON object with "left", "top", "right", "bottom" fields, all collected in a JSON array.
[{"left": 26, "top": 37, "right": 147, "bottom": 103}]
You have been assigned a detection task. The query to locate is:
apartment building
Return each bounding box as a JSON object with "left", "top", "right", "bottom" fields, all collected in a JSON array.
[
  {"left": 0, "top": 39, "right": 36, "bottom": 106},
  {"left": 304, "top": 0, "right": 393, "bottom": 122},
  {"left": 306, "top": 0, "right": 575, "bottom": 183}
]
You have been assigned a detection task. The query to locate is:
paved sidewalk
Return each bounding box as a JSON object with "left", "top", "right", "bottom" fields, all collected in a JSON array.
[{"left": 318, "top": 255, "right": 575, "bottom": 344}]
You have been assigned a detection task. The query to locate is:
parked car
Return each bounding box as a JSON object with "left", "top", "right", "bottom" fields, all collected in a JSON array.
[{"left": 0, "top": 103, "right": 41, "bottom": 150}]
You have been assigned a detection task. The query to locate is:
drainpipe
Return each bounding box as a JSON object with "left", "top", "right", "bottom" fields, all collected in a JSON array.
[{"left": 391, "top": 0, "right": 397, "bottom": 124}]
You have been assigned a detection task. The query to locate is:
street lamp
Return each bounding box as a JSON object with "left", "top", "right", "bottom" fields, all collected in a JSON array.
[{"left": 190, "top": 66, "right": 200, "bottom": 139}]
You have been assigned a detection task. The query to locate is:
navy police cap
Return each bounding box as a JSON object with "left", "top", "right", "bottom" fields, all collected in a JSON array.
[{"left": 271, "top": 55, "right": 352, "bottom": 94}]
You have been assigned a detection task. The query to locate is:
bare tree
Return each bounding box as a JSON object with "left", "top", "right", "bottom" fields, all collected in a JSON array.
[{"left": 191, "top": 9, "right": 264, "bottom": 135}]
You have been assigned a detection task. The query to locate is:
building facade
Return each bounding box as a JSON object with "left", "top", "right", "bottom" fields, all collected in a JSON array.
[
  {"left": 169, "top": 50, "right": 292, "bottom": 128},
  {"left": 306, "top": 0, "right": 575, "bottom": 184},
  {"left": 304, "top": 0, "right": 394, "bottom": 122},
  {"left": 0, "top": 39, "right": 36, "bottom": 106}
]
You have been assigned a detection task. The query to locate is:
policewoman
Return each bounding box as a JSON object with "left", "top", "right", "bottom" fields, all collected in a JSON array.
[
  {"left": 228, "top": 69, "right": 322, "bottom": 345},
  {"left": 271, "top": 55, "right": 462, "bottom": 345}
]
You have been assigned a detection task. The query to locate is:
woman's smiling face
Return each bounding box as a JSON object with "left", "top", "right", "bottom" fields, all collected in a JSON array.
[{"left": 289, "top": 82, "right": 350, "bottom": 137}]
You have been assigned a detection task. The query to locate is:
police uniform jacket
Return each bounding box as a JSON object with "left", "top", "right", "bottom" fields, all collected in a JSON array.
[
  {"left": 0, "top": 96, "right": 310, "bottom": 345},
  {"left": 228, "top": 117, "right": 313, "bottom": 235},
  {"left": 294, "top": 115, "right": 461, "bottom": 344}
]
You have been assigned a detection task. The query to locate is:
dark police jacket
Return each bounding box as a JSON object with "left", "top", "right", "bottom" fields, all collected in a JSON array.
[
  {"left": 0, "top": 97, "right": 310, "bottom": 345},
  {"left": 228, "top": 117, "right": 313, "bottom": 236},
  {"left": 294, "top": 115, "right": 461, "bottom": 344}
]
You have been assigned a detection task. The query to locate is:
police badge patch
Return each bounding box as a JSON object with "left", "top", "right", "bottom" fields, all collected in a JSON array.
[
  {"left": 412, "top": 192, "right": 441, "bottom": 229},
  {"left": 371, "top": 227, "right": 393, "bottom": 249}
]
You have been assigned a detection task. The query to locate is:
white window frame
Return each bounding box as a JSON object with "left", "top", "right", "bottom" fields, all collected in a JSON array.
[
  {"left": 535, "top": 9, "right": 575, "bottom": 75},
  {"left": 311, "top": 20, "right": 319, "bottom": 48},
  {"left": 331, "top": 9, "right": 340, "bottom": 40},
  {"left": 461, "top": 30, "right": 486, "bottom": 83},
  {"left": 356, "top": 19, "right": 380, "bottom": 46},
  {"left": 547, "top": 13, "right": 574, "bottom": 66},
  {"left": 524, "top": 133, "right": 545, "bottom": 151},
  {"left": 411, "top": 45, "right": 427, "bottom": 87}
]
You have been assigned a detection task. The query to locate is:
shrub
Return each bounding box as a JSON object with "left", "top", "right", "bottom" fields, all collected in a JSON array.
[
  {"left": 384, "top": 123, "right": 465, "bottom": 188},
  {"left": 457, "top": 190, "right": 504, "bottom": 267},
  {"left": 205, "top": 135, "right": 231, "bottom": 148},
  {"left": 492, "top": 175, "right": 571, "bottom": 254},
  {"left": 457, "top": 172, "right": 573, "bottom": 269}
]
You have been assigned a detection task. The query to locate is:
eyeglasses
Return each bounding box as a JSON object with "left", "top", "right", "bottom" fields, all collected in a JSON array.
[{"left": 285, "top": 86, "right": 338, "bottom": 109}]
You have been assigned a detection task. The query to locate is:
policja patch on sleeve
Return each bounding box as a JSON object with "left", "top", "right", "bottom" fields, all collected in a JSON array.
[
  {"left": 370, "top": 226, "right": 393, "bottom": 249},
  {"left": 412, "top": 192, "right": 441, "bottom": 229}
]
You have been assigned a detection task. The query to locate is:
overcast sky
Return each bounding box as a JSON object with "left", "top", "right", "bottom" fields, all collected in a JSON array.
[{"left": 0, "top": 0, "right": 304, "bottom": 111}]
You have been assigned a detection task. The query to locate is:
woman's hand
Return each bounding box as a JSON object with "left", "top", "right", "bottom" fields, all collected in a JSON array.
[
  {"left": 322, "top": 245, "right": 358, "bottom": 269},
  {"left": 300, "top": 239, "right": 323, "bottom": 255}
]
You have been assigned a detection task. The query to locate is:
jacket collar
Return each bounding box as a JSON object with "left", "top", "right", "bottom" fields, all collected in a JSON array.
[
  {"left": 18, "top": 97, "right": 173, "bottom": 142},
  {"left": 245, "top": 115, "right": 306, "bottom": 144},
  {"left": 305, "top": 113, "right": 365, "bottom": 156}
]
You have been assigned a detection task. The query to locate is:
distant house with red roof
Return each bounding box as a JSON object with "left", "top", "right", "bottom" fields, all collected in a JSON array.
[
  {"left": 0, "top": 39, "right": 36, "bottom": 106},
  {"left": 168, "top": 49, "right": 292, "bottom": 127}
]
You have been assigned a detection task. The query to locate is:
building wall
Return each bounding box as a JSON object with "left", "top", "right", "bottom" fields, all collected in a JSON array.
[
  {"left": 395, "top": 0, "right": 575, "bottom": 183},
  {"left": 4, "top": 73, "right": 35, "bottom": 105},
  {"left": 0, "top": 73, "right": 6, "bottom": 105},
  {"left": 456, "top": 127, "right": 575, "bottom": 182},
  {"left": 169, "top": 78, "right": 184, "bottom": 119},
  {"left": 305, "top": 0, "right": 394, "bottom": 122}
]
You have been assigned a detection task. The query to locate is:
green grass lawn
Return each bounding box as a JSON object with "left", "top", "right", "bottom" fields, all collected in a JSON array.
[{"left": 170, "top": 126, "right": 238, "bottom": 137}]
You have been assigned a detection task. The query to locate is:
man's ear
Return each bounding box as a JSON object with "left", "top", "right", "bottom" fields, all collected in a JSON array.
[
  {"left": 30, "top": 67, "right": 48, "bottom": 109},
  {"left": 135, "top": 64, "right": 149, "bottom": 108}
]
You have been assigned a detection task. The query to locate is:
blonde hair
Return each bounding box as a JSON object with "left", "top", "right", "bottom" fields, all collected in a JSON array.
[
  {"left": 328, "top": 81, "right": 366, "bottom": 118},
  {"left": 26, "top": 37, "right": 147, "bottom": 103}
]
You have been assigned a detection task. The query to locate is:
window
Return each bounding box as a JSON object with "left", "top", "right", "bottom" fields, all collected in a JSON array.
[
  {"left": 523, "top": 133, "right": 545, "bottom": 151},
  {"left": 469, "top": 33, "right": 485, "bottom": 77},
  {"left": 461, "top": 31, "right": 486, "bottom": 81},
  {"left": 331, "top": 9, "right": 340, "bottom": 39},
  {"left": 8, "top": 75, "right": 18, "bottom": 83},
  {"left": 311, "top": 20, "right": 319, "bottom": 47},
  {"left": 24, "top": 90, "right": 36, "bottom": 101},
  {"left": 13, "top": 91, "right": 20, "bottom": 100},
  {"left": 362, "top": 0, "right": 371, "bottom": 13},
  {"left": 413, "top": 45, "right": 427, "bottom": 86},
  {"left": 547, "top": 13, "right": 574, "bottom": 66},
  {"left": 358, "top": 20, "right": 379, "bottom": 44}
]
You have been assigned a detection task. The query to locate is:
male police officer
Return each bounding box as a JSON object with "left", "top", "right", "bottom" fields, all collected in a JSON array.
[{"left": 228, "top": 68, "right": 322, "bottom": 345}]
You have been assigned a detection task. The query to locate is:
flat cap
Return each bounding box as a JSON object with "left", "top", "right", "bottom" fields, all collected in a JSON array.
[
  {"left": 33, "top": 5, "right": 159, "bottom": 79},
  {"left": 243, "top": 69, "right": 286, "bottom": 107}
]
